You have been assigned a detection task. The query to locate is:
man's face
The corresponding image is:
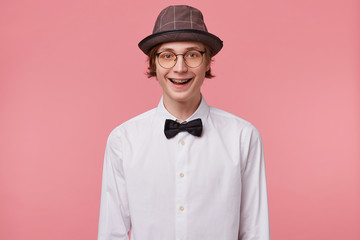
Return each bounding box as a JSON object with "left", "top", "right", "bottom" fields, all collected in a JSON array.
[{"left": 155, "top": 41, "right": 210, "bottom": 106}]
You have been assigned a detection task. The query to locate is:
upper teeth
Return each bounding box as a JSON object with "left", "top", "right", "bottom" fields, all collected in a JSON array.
[{"left": 171, "top": 78, "right": 190, "bottom": 83}]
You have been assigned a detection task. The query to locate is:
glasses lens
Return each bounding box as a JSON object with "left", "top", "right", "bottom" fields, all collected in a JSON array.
[
  {"left": 158, "top": 51, "right": 176, "bottom": 68},
  {"left": 184, "top": 50, "right": 203, "bottom": 68}
]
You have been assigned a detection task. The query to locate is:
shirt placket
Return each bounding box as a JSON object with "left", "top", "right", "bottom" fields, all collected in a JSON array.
[{"left": 175, "top": 132, "right": 189, "bottom": 240}]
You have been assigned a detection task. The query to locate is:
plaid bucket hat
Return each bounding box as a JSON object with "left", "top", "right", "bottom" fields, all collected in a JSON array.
[{"left": 138, "top": 5, "right": 223, "bottom": 56}]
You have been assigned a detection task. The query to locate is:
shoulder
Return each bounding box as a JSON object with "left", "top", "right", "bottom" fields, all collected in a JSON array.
[
  {"left": 108, "top": 108, "right": 157, "bottom": 142},
  {"left": 208, "top": 106, "right": 258, "bottom": 130},
  {"left": 208, "top": 106, "right": 261, "bottom": 139}
]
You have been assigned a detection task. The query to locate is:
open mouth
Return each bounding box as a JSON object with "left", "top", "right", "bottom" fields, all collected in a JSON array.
[{"left": 168, "top": 78, "right": 193, "bottom": 85}]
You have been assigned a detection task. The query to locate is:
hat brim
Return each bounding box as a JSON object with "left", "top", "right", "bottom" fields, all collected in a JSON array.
[{"left": 138, "top": 29, "right": 223, "bottom": 56}]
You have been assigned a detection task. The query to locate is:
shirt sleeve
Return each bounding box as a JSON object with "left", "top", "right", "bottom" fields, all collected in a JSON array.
[
  {"left": 98, "top": 129, "right": 131, "bottom": 240},
  {"left": 239, "top": 126, "right": 270, "bottom": 240}
]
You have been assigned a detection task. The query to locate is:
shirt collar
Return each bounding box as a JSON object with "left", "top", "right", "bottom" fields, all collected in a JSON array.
[{"left": 156, "top": 96, "right": 210, "bottom": 126}]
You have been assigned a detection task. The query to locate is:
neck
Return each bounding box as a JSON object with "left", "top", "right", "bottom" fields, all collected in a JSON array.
[{"left": 163, "top": 95, "right": 202, "bottom": 121}]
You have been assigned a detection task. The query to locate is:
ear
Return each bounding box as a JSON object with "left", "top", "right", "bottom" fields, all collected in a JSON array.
[{"left": 205, "top": 62, "right": 210, "bottom": 72}]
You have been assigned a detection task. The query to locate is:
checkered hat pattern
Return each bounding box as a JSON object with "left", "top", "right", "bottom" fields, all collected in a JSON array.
[{"left": 153, "top": 5, "right": 207, "bottom": 32}]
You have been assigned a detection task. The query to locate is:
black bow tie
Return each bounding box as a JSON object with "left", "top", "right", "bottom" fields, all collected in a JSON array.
[{"left": 164, "top": 118, "right": 203, "bottom": 139}]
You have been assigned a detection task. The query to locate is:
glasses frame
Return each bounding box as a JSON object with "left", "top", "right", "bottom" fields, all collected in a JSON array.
[{"left": 155, "top": 50, "right": 206, "bottom": 69}]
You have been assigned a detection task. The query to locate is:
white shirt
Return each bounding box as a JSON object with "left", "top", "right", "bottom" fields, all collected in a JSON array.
[{"left": 98, "top": 97, "right": 270, "bottom": 240}]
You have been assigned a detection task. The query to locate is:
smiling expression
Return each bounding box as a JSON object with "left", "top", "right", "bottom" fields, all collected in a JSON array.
[{"left": 155, "top": 41, "right": 210, "bottom": 107}]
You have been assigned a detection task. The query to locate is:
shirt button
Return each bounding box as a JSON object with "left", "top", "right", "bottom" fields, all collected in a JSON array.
[
  {"left": 179, "top": 173, "right": 184, "bottom": 178},
  {"left": 179, "top": 206, "right": 184, "bottom": 211},
  {"left": 180, "top": 140, "right": 185, "bottom": 146}
]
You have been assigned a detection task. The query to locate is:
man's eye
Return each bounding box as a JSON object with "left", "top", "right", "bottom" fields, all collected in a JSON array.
[
  {"left": 187, "top": 52, "right": 199, "bottom": 58},
  {"left": 161, "top": 53, "right": 174, "bottom": 60}
]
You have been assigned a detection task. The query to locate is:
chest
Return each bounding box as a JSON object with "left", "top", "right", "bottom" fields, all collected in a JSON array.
[{"left": 122, "top": 130, "right": 244, "bottom": 197}]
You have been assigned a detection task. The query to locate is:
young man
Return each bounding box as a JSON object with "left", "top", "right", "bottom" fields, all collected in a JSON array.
[{"left": 98, "top": 5, "right": 270, "bottom": 240}]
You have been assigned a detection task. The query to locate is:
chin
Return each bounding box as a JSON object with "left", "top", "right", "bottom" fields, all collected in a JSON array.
[{"left": 167, "top": 92, "right": 200, "bottom": 104}]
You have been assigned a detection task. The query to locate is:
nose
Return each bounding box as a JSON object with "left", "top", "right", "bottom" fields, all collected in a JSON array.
[{"left": 172, "top": 55, "right": 188, "bottom": 73}]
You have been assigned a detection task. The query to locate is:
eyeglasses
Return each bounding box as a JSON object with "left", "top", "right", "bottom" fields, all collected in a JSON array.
[{"left": 155, "top": 50, "right": 205, "bottom": 69}]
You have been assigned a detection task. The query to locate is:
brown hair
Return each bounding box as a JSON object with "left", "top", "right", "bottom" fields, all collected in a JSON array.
[{"left": 146, "top": 43, "right": 215, "bottom": 79}]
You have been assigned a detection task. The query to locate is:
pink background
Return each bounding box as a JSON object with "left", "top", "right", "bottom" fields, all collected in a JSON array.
[{"left": 1, "top": 0, "right": 359, "bottom": 239}]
